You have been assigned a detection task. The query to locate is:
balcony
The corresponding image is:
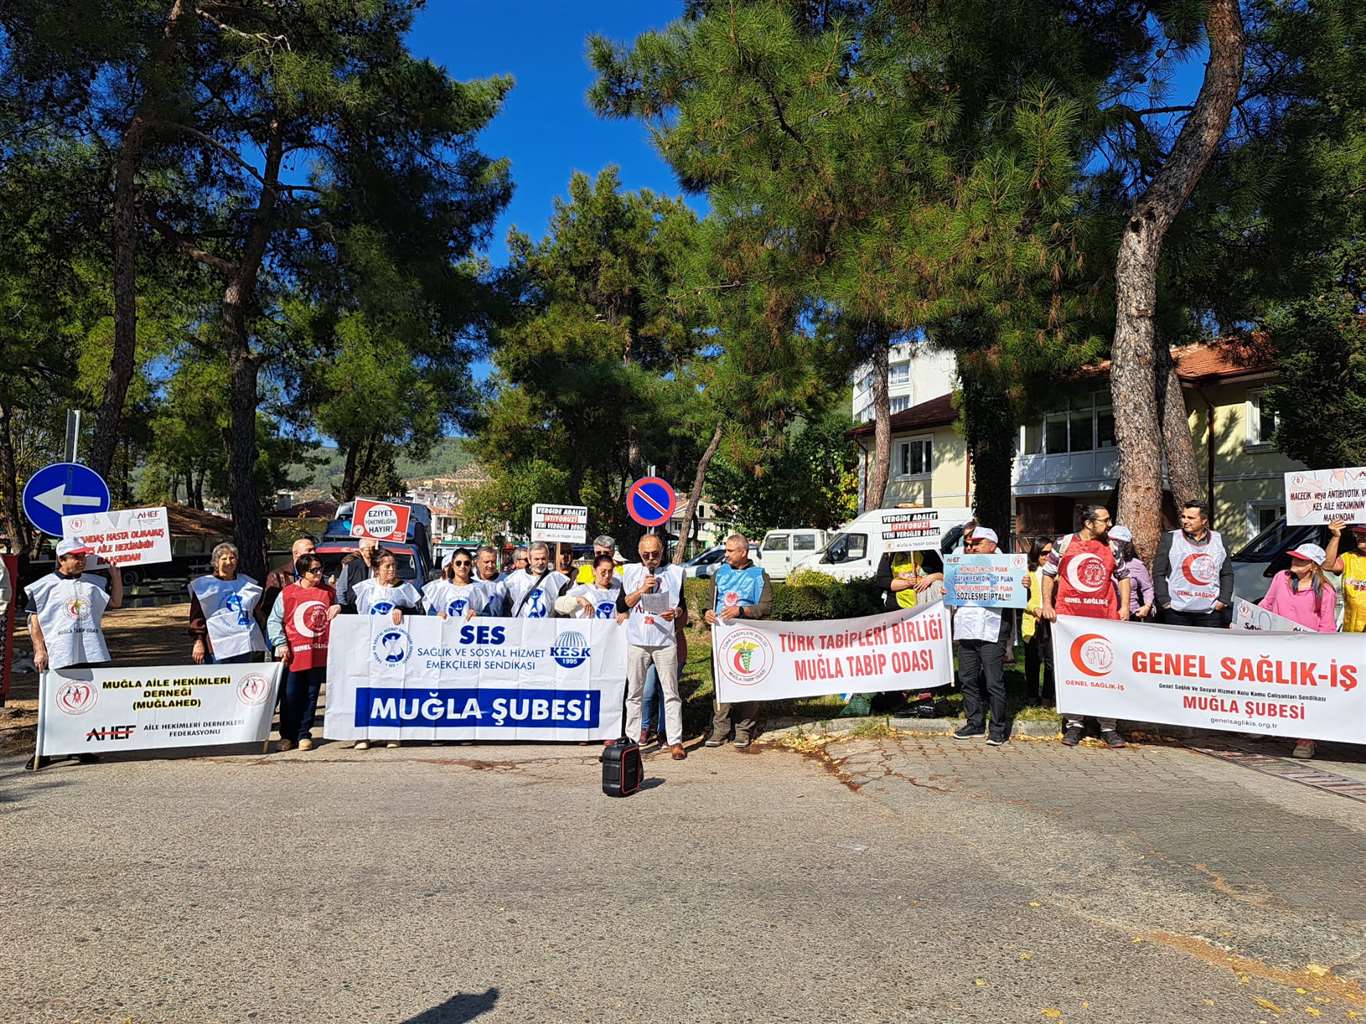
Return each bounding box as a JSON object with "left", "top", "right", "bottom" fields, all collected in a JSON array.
[{"left": 1013, "top": 448, "right": 1119, "bottom": 496}]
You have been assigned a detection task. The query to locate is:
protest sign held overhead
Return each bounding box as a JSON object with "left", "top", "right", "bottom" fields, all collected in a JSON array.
[
  {"left": 351, "top": 498, "right": 411, "bottom": 541},
  {"left": 943, "top": 553, "right": 1029, "bottom": 608},
  {"left": 1284, "top": 467, "right": 1366, "bottom": 525},
  {"left": 531, "top": 503, "right": 588, "bottom": 545},
  {"left": 879, "top": 509, "right": 943, "bottom": 552},
  {"left": 62, "top": 506, "right": 172, "bottom": 567}
]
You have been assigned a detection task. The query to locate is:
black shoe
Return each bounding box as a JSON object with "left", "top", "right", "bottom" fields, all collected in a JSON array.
[
  {"left": 1062, "top": 726, "right": 1084, "bottom": 747},
  {"left": 1101, "top": 730, "right": 1126, "bottom": 749},
  {"left": 953, "top": 725, "right": 986, "bottom": 740},
  {"left": 986, "top": 734, "right": 1008, "bottom": 747}
]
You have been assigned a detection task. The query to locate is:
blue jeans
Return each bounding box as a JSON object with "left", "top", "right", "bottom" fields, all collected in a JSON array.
[
  {"left": 640, "top": 663, "right": 667, "bottom": 737},
  {"left": 279, "top": 666, "right": 325, "bottom": 742}
]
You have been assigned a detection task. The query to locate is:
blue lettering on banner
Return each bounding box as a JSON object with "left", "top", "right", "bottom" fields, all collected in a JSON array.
[{"left": 354, "top": 687, "right": 600, "bottom": 729}]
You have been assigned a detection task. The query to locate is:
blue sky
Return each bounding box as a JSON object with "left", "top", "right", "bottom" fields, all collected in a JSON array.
[{"left": 407, "top": 2, "right": 694, "bottom": 267}]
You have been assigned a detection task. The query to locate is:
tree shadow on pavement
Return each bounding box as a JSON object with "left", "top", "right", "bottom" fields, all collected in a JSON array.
[{"left": 402, "top": 988, "right": 499, "bottom": 1023}]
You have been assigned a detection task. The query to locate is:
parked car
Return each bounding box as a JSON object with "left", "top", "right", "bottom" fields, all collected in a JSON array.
[
  {"left": 757, "top": 529, "right": 829, "bottom": 582},
  {"left": 792, "top": 507, "right": 976, "bottom": 582},
  {"left": 683, "top": 546, "right": 725, "bottom": 579}
]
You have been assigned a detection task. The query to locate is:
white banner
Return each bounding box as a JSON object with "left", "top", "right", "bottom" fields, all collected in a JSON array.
[
  {"left": 712, "top": 601, "right": 954, "bottom": 703},
  {"left": 324, "top": 614, "right": 626, "bottom": 741},
  {"left": 1231, "top": 596, "right": 1312, "bottom": 633},
  {"left": 61, "top": 506, "right": 172, "bottom": 567},
  {"left": 879, "top": 509, "right": 943, "bottom": 552},
  {"left": 530, "top": 503, "right": 588, "bottom": 545},
  {"left": 37, "top": 661, "right": 281, "bottom": 757},
  {"left": 1284, "top": 467, "right": 1366, "bottom": 525},
  {"left": 1052, "top": 615, "right": 1364, "bottom": 743}
]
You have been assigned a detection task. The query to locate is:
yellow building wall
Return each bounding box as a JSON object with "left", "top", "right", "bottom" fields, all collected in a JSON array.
[{"left": 881, "top": 422, "right": 971, "bottom": 509}]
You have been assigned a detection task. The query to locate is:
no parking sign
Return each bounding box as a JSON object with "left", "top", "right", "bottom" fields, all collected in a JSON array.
[{"left": 626, "top": 477, "right": 676, "bottom": 528}]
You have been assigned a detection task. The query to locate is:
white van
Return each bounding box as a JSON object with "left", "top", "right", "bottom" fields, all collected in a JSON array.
[
  {"left": 757, "top": 528, "right": 829, "bottom": 581},
  {"left": 791, "top": 507, "right": 977, "bottom": 582}
]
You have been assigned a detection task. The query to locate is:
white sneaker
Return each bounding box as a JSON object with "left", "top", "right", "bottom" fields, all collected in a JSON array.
[
  {"left": 353, "top": 740, "right": 370, "bottom": 751},
  {"left": 297, "top": 738, "right": 314, "bottom": 751},
  {"left": 385, "top": 741, "right": 401, "bottom": 749},
  {"left": 1291, "top": 739, "right": 1316, "bottom": 759}
]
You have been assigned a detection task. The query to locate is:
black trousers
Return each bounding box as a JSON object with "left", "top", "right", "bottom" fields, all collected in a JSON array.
[
  {"left": 1161, "top": 606, "right": 1229, "bottom": 628},
  {"left": 959, "top": 639, "right": 1008, "bottom": 739},
  {"left": 1024, "top": 624, "right": 1054, "bottom": 704}
]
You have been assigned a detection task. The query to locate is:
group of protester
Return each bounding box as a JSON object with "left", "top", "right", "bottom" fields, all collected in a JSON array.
[
  {"left": 903, "top": 501, "right": 1362, "bottom": 760},
  {"left": 21, "top": 496, "right": 1360, "bottom": 767}
]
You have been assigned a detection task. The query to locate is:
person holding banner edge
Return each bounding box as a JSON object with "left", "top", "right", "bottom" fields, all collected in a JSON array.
[
  {"left": 619, "top": 534, "right": 688, "bottom": 759},
  {"left": 1040, "top": 504, "right": 1131, "bottom": 749},
  {"left": 704, "top": 533, "right": 773, "bottom": 749},
  {"left": 188, "top": 543, "right": 268, "bottom": 664},
  {"left": 1153, "top": 500, "right": 1233, "bottom": 628},
  {"left": 951, "top": 527, "right": 1013, "bottom": 745},
  {"left": 267, "top": 553, "right": 340, "bottom": 752}
]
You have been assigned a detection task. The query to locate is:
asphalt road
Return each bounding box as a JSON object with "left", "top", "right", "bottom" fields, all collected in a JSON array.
[{"left": 2, "top": 730, "right": 1363, "bottom": 1024}]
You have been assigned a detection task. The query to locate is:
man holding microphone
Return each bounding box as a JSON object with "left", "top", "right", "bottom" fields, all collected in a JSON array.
[{"left": 619, "top": 534, "right": 688, "bottom": 759}]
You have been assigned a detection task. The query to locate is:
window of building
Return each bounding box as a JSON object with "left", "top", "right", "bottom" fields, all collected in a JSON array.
[
  {"left": 889, "top": 363, "right": 910, "bottom": 383},
  {"left": 1024, "top": 394, "right": 1118, "bottom": 455},
  {"left": 1247, "top": 391, "right": 1277, "bottom": 446},
  {"left": 1097, "top": 407, "right": 1116, "bottom": 449},
  {"left": 1249, "top": 502, "right": 1286, "bottom": 537},
  {"left": 890, "top": 395, "right": 910, "bottom": 414},
  {"left": 897, "top": 437, "right": 932, "bottom": 477}
]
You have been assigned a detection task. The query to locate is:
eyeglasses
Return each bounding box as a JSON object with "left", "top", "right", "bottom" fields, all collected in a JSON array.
[
  {"left": 303, "top": 566, "right": 323, "bottom": 576},
  {"left": 452, "top": 560, "right": 471, "bottom": 567}
]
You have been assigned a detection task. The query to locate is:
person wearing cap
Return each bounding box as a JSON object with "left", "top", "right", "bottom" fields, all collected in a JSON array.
[
  {"left": 576, "top": 535, "right": 625, "bottom": 585},
  {"left": 1258, "top": 541, "right": 1337, "bottom": 760},
  {"left": 951, "top": 527, "right": 1013, "bottom": 745},
  {"left": 26, "top": 538, "right": 124, "bottom": 674},
  {"left": 1322, "top": 518, "right": 1366, "bottom": 634},
  {"left": 1153, "top": 500, "right": 1233, "bottom": 628},
  {"left": 1109, "top": 526, "right": 1155, "bottom": 622},
  {"left": 1039, "top": 503, "right": 1131, "bottom": 748}
]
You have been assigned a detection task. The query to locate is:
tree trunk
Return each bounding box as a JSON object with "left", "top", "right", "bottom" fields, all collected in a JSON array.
[
  {"left": 865, "top": 332, "right": 892, "bottom": 510},
  {"left": 673, "top": 420, "right": 724, "bottom": 564},
  {"left": 88, "top": 0, "right": 189, "bottom": 477},
  {"left": 1111, "top": 0, "right": 1243, "bottom": 562},
  {"left": 226, "top": 325, "right": 267, "bottom": 580},
  {"left": 0, "top": 400, "right": 33, "bottom": 557},
  {"left": 1157, "top": 344, "right": 1202, "bottom": 509},
  {"left": 340, "top": 443, "right": 359, "bottom": 502},
  {"left": 958, "top": 352, "right": 1015, "bottom": 546}
]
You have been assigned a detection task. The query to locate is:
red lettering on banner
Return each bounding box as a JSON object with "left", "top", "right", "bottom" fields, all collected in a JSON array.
[{"left": 794, "top": 657, "right": 844, "bottom": 681}]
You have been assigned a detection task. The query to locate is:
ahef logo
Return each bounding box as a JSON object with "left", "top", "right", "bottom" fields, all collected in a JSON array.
[
  {"left": 721, "top": 627, "right": 775, "bottom": 686},
  {"left": 1182, "top": 552, "right": 1217, "bottom": 586},
  {"left": 86, "top": 724, "right": 134, "bottom": 742},
  {"left": 291, "top": 599, "right": 329, "bottom": 638},
  {"left": 524, "top": 588, "right": 548, "bottom": 619},
  {"left": 551, "top": 630, "right": 591, "bottom": 669},
  {"left": 1069, "top": 633, "right": 1114, "bottom": 677},
  {"left": 372, "top": 628, "right": 412, "bottom": 665},
  {"left": 1065, "top": 553, "right": 1109, "bottom": 594},
  {"left": 56, "top": 680, "right": 98, "bottom": 715},
  {"left": 369, "top": 600, "right": 395, "bottom": 616},
  {"left": 446, "top": 598, "right": 468, "bottom": 618},
  {"left": 236, "top": 672, "right": 271, "bottom": 706}
]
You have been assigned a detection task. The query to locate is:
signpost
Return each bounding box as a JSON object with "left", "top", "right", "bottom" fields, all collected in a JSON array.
[
  {"left": 22, "top": 462, "right": 111, "bottom": 537},
  {"left": 351, "top": 498, "right": 412, "bottom": 542},
  {"left": 626, "top": 476, "right": 676, "bottom": 529}
]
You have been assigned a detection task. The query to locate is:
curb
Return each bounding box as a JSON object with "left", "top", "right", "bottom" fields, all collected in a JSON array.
[{"left": 762, "top": 715, "right": 1223, "bottom": 743}]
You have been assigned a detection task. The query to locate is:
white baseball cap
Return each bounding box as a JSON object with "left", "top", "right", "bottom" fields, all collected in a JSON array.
[
  {"left": 972, "top": 526, "right": 999, "bottom": 546},
  {"left": 56, "top": 537, "right": 92, "bottom": 557},
  {"left": 1108, "top": 525, "right": 1133, "bottom": 543},
  {"left": 1287, "top": 543, "right": 1326, "bottom": 566}
]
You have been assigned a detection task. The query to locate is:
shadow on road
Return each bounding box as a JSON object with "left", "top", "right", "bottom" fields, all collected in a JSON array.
[{"left": 402, "top": 988, "right": 499, "bottom": 1023}]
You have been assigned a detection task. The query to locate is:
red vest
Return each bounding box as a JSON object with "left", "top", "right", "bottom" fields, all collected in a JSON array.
[
  {"left": 281, "top": 583, "right": 335, "bottom": 671},
  {"left": 1054, "top": 535, "right": 1119, "bottom": 620}
]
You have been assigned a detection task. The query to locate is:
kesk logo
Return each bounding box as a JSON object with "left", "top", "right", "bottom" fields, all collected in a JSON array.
[
  {"left": 1069, "top": 633, "right": 1114, "bottom": 677},
  {"left": 1182, "top": 552, "right": 1217, "bottom": 586},
  {"left": 372, "top": 628, "right": 412, "bottom": 665},
  {"left": 1064, "top": 553, "right": 1109, "bottom": 593},
  {"left": 551, "top": 630, "right": 591, "bottom": 669},
  {"left": 236, "top": 672, "right": 271, "bottom": 706},
  {"left": 56, "top": 680, "right": 98, "bottom": 715},
  {"left": 720, "top": 627, "right": 775, "bottom": 686}
]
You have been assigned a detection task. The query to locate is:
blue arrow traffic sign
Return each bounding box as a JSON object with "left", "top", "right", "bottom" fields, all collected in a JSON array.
[
  {"left": 626, "top": 476, "right": 677, "bottom": 528},
  {"left": 22, "top": 462, "right": 111, "bottom": 537}
]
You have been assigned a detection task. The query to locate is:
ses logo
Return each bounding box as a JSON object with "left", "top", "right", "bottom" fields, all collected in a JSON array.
[
  {"left": 372, "top": 628, "right": 413, "bottom": 665},
  {"left": 551, "top": 630, "right": 591, "bottom": 669},
  {"left": 719, "top": 627, "right": 775, "bottom": 686},
  {"left": 1069, "top": 632, "right": 1115, "bottom": 677},
  {"left": 56, "top": 680, "right": 99, "bottom": 715}
]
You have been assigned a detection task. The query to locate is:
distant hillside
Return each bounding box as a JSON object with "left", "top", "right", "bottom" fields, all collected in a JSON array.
[{"left": 288, "top": 438, "right": 476, "bottom": 497}]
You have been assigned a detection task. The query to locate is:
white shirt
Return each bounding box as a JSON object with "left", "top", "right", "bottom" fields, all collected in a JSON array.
[
  {"left": 503, "top": 569, "right": 569, "bottom": 619},
  {"left": 952, "top": 604, "right": 1004, "bottom": 643},
  {"left": 622, "top": 563, "right": 684, "bottom": 648},
  {"left": 566, "top": 582, "right": 622, "bottom": 620},
  {"left": 27, "top": 571, "right": 111, "bottom": 670},
  {"left": 353, "top": 579, "right": 424, "bottom": 616},
  {"left": 422, "top": 579, "right": 486, "bottom": 619},
  {"left": 189, "top": 574, "right": 267, "bottom": 659}
]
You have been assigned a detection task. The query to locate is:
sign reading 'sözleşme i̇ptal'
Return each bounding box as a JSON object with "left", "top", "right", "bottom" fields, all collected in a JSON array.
[{"left": 943, "top": 553, "right": 1029, "bottom": 608}]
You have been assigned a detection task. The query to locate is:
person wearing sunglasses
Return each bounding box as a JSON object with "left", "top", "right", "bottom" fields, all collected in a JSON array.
[
  {"left": 266, "top": 554, "right": 340, "bottom": 752},
  {"left": 422, "top": 548, "right": 485, "bottom": 621}
]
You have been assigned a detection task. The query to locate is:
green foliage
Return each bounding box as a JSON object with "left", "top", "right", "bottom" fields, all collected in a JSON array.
[{"left": 772, "top": 570, "right": 884, "bottom": 622}]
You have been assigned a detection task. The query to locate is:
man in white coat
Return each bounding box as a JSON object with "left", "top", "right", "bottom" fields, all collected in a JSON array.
[{"left": 620, "top": 534, "right": 688, "bottom": 759}]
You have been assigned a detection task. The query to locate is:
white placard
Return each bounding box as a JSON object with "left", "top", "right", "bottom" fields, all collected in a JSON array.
[
  {"left": 37, "top": 661, "right": 281, "bottom": 757},
  {"left": 1231, "top": 596, "right": 1313, "bottom": 633},
  {"left": 530, "top": 503, "right": 588, "bottom": 545},
  {"left": 324, "top": 614, "right": 626, "bottom": 742},
  {"left": 712, "top": 601, "right": 954, "bottom": 703},
  {"left": 61, "top": 506, "right": 172, "bottom": 567},
  {"left": 1284, "top": 467, "right": 1366, "bottom": 526},
  {"left": 1052, "top": 616, "right": 1363, "bottom": 743},
  {"left": 880, "top": 509, "right": 943, "bottom": 552}
]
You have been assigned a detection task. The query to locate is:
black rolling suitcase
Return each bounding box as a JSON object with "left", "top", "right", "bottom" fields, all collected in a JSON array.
[{"left": 601, "top": 737, "right": 643, "bottom": 797}]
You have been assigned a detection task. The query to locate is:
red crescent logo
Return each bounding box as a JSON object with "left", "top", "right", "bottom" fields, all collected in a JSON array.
[
  {"left": 1070, "top": 633, "right": 1114, "bottom": 677},
  {"left": 732, "top": 649, "right": 750, "bottom": 674}
]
